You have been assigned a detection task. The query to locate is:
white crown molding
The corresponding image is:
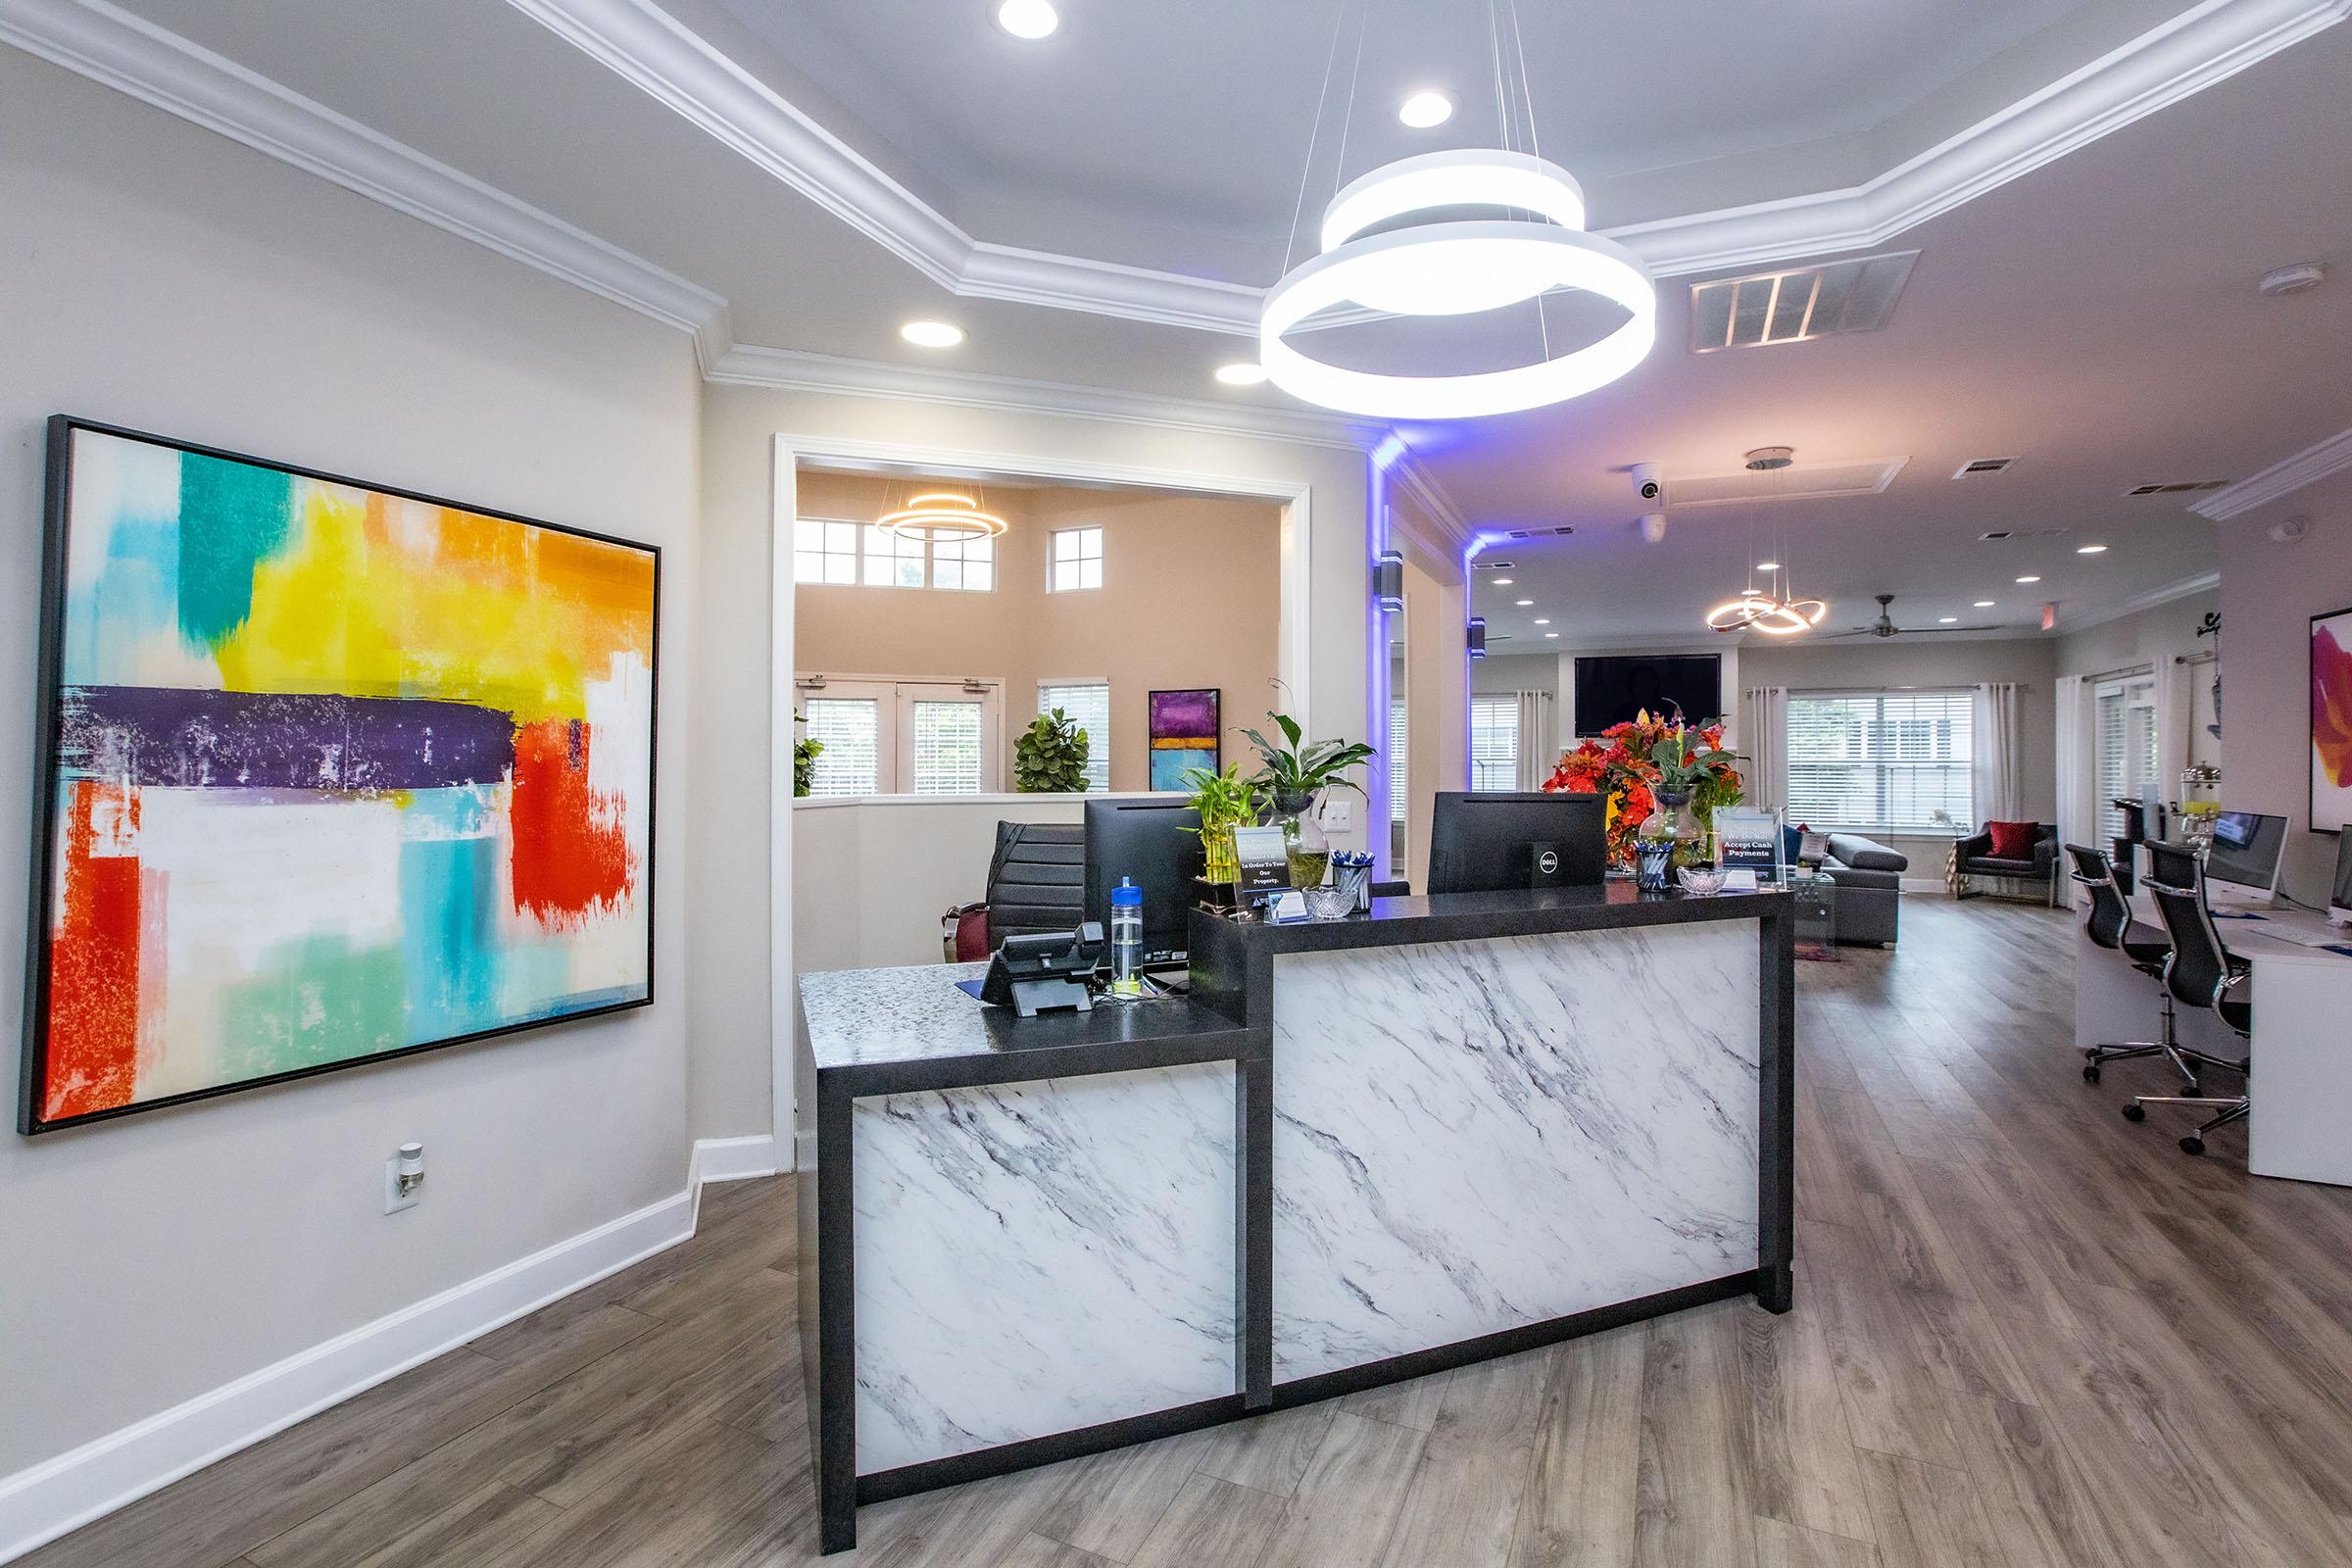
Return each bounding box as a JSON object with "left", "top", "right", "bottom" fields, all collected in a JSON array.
[
  {"left": 2193, "top": 425, "right": 2352, "bottom": 519},
  {"left": 0, "top": 0, "right": 734, "bottom": 369},
  {"left": 510, "top": 0, "right": 2347, "bottom": 313},
  {"left": 1387, "top": 455, "right": 1476, "bottom": 562},
  {"left": 708, "top": 342, "right": 1379, "bottom": 452},
  {"left": 2050, "top": 569, "right": 2223, "bottom": 634},
  {"left": 1612, "top": 0, "right": 2350, "bottom": 276}
]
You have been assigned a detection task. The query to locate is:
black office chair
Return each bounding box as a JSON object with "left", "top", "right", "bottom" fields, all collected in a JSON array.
[
  {"left": 2123, "top": 848, "right": 2252, "bottom": 1155},
  {"left": 2064, "top": 844, "right": 2197, "bottom": 1088}
]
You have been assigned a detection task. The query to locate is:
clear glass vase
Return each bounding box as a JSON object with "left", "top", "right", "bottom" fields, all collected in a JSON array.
[
  {"left": 1275, "top": 790, "right": 1331, "bottom": 887},
  {"left": 1637, "top": 789, "right": 1698, "bottom": 890}
]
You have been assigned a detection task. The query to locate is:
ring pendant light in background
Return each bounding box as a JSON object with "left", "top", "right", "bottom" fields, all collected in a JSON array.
[{"left": 876, "top": 490, "right": 1008, "bottom": 542}]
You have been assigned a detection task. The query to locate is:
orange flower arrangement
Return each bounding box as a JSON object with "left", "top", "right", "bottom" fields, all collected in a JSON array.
[{"left": 1543, "top": 711, "right": 1743, "bottom": 868}]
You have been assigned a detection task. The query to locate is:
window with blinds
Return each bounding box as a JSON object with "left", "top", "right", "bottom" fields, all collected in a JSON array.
[
  {"left": 1786, "top": 691, "right": 1974, "bottom": 833},
  {"left": 2094, "top": 673, "right": 2158, "bottom": 842},
  {"left": 1470, "top": 697, "right": 1520, "bottom": 792},
  {"left": 1389, "top": 701, "right": 1406, "bottom": 824},
  {"left": 1039, "top": 682, "right": 1111, "bottom": 792},
  {"left": 909, "top": 701, "right": 983, "bottom": 795},
  {"left": 803, "top": 698, "right": 880, "bottom": 795}
]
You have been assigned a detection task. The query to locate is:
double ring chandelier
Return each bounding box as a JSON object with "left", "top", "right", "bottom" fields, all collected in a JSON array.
[
  {"left": 875, "top": 490, "right": 1007, "bottom": 543},
  {"left": 1257, "top": 2, "right": 1657, "bottom": 420}
]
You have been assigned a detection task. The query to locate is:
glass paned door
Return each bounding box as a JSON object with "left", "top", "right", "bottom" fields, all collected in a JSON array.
[{"left": 896, "top": 683, "right": 1002, "bottom": 795}]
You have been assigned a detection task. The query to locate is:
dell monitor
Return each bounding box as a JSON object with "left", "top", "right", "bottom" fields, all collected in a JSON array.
[
  {"left": 2204, "top": 810, "right": 2286, "bottom": 905},
  {"left": 1083, "top": 798, "right": 1202, "bottom": 967},
  {"left": 1428, "top": 791, "right": 1606, "bottom": 895},
  {"left": 2329, "top": 833, "right": 2352, "bottom": 928}
]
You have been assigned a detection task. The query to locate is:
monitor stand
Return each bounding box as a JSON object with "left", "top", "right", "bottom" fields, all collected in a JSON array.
[{"left": 1525, "top": 842, "right": 1568, "bottom": 889}]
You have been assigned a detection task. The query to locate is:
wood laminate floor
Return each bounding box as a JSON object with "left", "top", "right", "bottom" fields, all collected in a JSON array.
[{"left": 26, "top": 896, "right": 2352, "bottom": 1567}]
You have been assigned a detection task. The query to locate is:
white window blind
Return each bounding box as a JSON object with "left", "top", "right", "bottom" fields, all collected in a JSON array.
[
  {"left": 793, "top": 518, "right": 859, "bottom": 585},
  {"left": 1050, "top": 526, "right": 1103, "bottom": 592},
  {"left": 803, "top": 697, "right": 879, "bottom": 795},
  {"left": 1039, "top": 682, "right": 1111, "bottom": 792},
  {"left": 2094, "top": 674, "right": 2157, "bottom": 842},
  {"left": 1470, "top": 697, "right": 1520, "bottom": 792},
  {"left": 861, "top": 524, "right": 926, "bottom": 588},
  {"left": 1786, "top": 691, "right": 1974, "bottom": 833},
  {"left": 935, "top": 535, "right": 995, "bottom": 591},
  {"left": 1389, "top": 701, "right": 1407, "bottom": 824},
  {"left": 910, "top": 701, "right": 984, "bottom": 795}
]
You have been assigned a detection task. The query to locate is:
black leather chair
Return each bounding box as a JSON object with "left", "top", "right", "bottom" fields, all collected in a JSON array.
[
  {"left": 1955, "top": 822, "right": 2060, "bottom": 905},
  {"left": 2064, "top": 844, "right": 2197, "bottom": 1089},
  {"left": 944, "top": 822, "right": 1088, "bottom": 960},
  {"left": 2123, "top": 846, "right": 2252, "bottom": 1155}
]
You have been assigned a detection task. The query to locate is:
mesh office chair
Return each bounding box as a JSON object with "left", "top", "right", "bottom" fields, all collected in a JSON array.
[
  {"left": 2122, "top": 846, "right": 2252, "bottom": 1155},
  {"left": 2064, "top": 844, "right": 2197, "bottom": 1088}
]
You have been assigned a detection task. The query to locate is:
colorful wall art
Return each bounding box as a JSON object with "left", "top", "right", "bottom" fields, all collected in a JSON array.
[
  {"left": 21, "top": 419, "right": 659, "bottom": 1133},
  {"left": 2316, "top": 606, "right": 2352, "bottom": 834},
  {"left": 1147, "top": 688, "right": 1219, "bottom": 791}
]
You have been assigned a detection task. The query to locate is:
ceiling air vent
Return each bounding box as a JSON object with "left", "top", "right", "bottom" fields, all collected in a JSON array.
[
  {"left": 1980, "top": 530, "right": 2014, "bottom": 540},
  {"left": 2126, "top": 480, "right": 2228, "bottom": 497},
  {"left": 1471, "top": 559, "right": 1517, "bottom": 571},
  {"left": 1689, "top": 250, "right": 1919, "bottom": 354},
  {"left": 1502, "top": 525, "right": 1577, "bottom": 540},
  {"left": 1954, "top": 458, "right": 2017, "bottom": 477}
]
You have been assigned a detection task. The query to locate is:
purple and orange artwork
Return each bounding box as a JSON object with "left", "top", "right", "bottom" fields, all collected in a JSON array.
[
  {"left": 2315, "top": 607, "right": 2352, "bottom": 834},
  {"left": 23, "top": 420, "right": 657, "bottom": 1132},
  {"left": 1148, "top": 688, "right": 1220, "bottom": 792}
]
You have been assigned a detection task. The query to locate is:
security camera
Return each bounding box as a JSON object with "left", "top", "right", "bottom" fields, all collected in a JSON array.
[{"left": 1632, "top": 463, "right": 1662, "bottom": 502}]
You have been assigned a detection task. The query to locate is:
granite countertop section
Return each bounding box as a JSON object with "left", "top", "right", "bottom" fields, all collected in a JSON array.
[
  {"left": 798, "top": 962, "right": 1250, "bottom": 1074},
  {"left": 1198, "top": 883, "right": 1788, "bottom": 958}
]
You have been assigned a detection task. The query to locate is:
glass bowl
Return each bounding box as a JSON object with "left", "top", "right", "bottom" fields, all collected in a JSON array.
[
  {"left": 1300, "top": 885, "right": 1357, "bottom": 921},
  {"left": 1677, "top": 865, "right": 1728, "bottom": 897}
]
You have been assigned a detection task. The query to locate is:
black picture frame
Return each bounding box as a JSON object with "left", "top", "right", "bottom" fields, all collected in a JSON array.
[
  {"left": 2315, "top": 604, "right": 2352, "bottom": 837},
  {"left": 19, "top": 416, "right": 662, "bottom": 1135}
]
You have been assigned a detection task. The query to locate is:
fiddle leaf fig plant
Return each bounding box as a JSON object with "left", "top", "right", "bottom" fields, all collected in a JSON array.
[
  {"left": 1014, "top": 708, "right": 1091, "bottom": 793},
  {"left": 1242, "top": 710, "right": 1379, "bottom": 809},
  {"left": 792, "top": 710, "right": 823, "bottom": 798}
]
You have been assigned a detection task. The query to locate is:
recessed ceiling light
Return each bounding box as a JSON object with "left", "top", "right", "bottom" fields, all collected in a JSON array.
[
  {"left": 1492, "top": 577, "right": 1513, "bottom": 585},
  {"left": 993, "top": 0, "right": 1059, "bottom": 39},
  {"left": 1974, "top": 600, "right": 1995, "bottom": 608},
  {"left": 2016, "top": 574, "right": 2041, "bottom": 584},
  {"left": 1397, "top": 89, "right": 1455, "bottom": 128},
  {"left": 1533, "top": 617, "right": 1550, "bottom": 625},
  {"left": 2076, "top": 543, "right": 2108, "bottom": 555},
  {"left": 1514, "top": 599, "right": 1534, "bottom": 607},
  {"left": 1938, "top": 616, "right": 1959, "bottom": 624},
  {"left": 901, "top": 319, "right": 965, "bottom": 348},
  {"left": 1543, "top": 631, "right": 1559, "bottom": 638},
  {"left": 1756, "top": 561, "right": 1781, "bottom": 571},
  {"left": 1214, "top": 362, "right": 1268, "bottom": 386}
]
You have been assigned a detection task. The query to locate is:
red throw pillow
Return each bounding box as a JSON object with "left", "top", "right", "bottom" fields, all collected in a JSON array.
[{"left": 1986, "top": 820, "right": 2039, "bottom": 858}]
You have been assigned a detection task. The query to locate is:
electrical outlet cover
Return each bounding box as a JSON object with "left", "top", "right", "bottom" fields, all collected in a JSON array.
[
  {"left": 383, "top": 1154, "right": 419, "bottom": 1214},
  {"left": 1320, "top": 797, "right": 1353, "bottom": 831}
]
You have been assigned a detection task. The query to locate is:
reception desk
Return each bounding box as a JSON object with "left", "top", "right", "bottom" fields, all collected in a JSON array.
[{"left": 796, "top": 886, "right": 1794, "bottom": 1550}]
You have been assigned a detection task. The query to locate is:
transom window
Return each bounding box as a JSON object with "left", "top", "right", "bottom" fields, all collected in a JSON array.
[
  {"left": 1786, "top": 691, "right": 1974, "bottom": 834},
  {"left": 1050, "top": 526, "right": 1103, "bottom": 592},
  {"left": 793, "top": 517, "right": 995, "bottom": 591}
]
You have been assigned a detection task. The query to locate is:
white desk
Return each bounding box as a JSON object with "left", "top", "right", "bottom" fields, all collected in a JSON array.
[{"left": 2081, "top": 894, "right": 2352, "bottom": 1186}]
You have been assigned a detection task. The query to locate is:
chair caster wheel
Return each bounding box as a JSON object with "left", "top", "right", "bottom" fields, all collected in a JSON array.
[
  {"left": 2082, "top": 1048, "right": 2099, "bottom": 1062},
  {"left": 2083, "top": 1063, "right": 2101, "bottom": 1083},
  {"left": 2180, "top": 1136, "right": 2206, "bottom": 1155},
  {"left": 2122, "top": 1103, "right": 2146, "bottom": 1122}
]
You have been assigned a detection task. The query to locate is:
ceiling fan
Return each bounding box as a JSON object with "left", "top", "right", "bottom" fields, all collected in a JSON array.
[{"left": 1827, "top": 594, "right": 2000, "bottom": 638}]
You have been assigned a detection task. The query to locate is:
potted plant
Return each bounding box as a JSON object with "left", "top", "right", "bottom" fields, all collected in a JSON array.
[
  {"left": 1014, "top": 708, "right": 1091, "bottom": 793},
  {"left": 1183, "top": 762, "right": 1258, "bottom": 884},
  {"left": 1242, "top": 711, "right": 1378, "bottom": 887},
  {"left": 793, "top": 710, "right": 823, "bottom": 798}
]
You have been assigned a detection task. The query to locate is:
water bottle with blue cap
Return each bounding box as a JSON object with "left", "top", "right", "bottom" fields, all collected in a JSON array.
[{"left": 1108, "top": 877, "right": 1144, "bottom": 997}]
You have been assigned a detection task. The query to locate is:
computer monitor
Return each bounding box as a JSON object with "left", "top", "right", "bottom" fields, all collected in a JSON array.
[
  {"left": 1083, "top": 798, "right": 1202, "bottom": 967},
  {"left": 2204, "top": 810, "right": 2287, "bottom": 904},
  {"left": 1428, "top": 791, "right": 1606, "bottom": 895},
  {"left": 2328, "top": 833, "right": 2352, "bottom": 928}
]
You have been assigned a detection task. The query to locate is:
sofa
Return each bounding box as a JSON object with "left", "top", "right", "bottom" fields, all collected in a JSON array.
[
  {"left": 1819, "top": 831, "right": 1909, "bottom": 946},
  {"left": 1954, "top": 821, "right": 2060, "bottom": 905}
]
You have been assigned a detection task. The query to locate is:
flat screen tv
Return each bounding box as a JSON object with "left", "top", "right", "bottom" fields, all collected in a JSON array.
[{"left": 1573, "top": 655, "right": 1723, "bottom": 734}]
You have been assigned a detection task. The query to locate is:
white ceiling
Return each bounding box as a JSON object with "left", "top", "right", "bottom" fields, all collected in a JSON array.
[{"left": 33, "top": 0, "right": 2352, "bottom": 644}]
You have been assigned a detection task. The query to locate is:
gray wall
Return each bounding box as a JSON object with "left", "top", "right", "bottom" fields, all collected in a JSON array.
[
  {"left": 2220, "top": 469, "right": 2352, "bottom": 903},
  {"left": 2053, "top": 588, "right": 2218, "bottom": 678},
  {"left": 1470, "top": 653, "right": 1561, "bottom": 697},
  {"left": 0, "top": 52, "right": 701, "bottom": 1475}
]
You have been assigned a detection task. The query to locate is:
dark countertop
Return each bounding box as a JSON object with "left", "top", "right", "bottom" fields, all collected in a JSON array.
[{"left": 1198, "top": 883, "right": 1788, "bottom": 956}]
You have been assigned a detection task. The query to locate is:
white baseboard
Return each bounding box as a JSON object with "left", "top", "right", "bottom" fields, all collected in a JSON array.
[{"left": 0, "top": 1137, "right": 794, "bottom": 1564}]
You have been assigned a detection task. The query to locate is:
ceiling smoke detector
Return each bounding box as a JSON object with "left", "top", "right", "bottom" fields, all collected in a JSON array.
[
  {"left": 1743, "top": 446, "right": 1795, "bottom": 471},
  {"left": 2258, "top": 263, "right": 2328, "bottom": 298}
]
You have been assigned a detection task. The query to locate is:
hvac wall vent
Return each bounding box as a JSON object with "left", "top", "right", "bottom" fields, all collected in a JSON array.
[
  {"left": 1502, "top": 525, "right": 1577, "bottom": 540},
  {"left": 1954, "top": 458, "right": 2017, "bottom": 477},
  {"left": 1667, "top": 457, "right": 1908, "bottom": 508},
  {"left": 2126, "top": 480, "right": 2228, "bottom": 497},
  {"left": 1689, "top": 251, "right": 1919, "bottom": 353}
]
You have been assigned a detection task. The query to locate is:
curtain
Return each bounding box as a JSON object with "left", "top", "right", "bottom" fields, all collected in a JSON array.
[
  {"left": 2154, "top": 654, "right": 2189, "bottom": 811},
  {"left": 1738, "top": 686, "right": 1788, "bottom": 813},
  {"left": 1515, "top": 690, "right": 1555, "bottom": 791},
  {"left": 2053, "top": 673, "right": 2097, "bottom": 859},
  {"left": 1972, "top": 682, "right": 2023, "bottom": 824}
]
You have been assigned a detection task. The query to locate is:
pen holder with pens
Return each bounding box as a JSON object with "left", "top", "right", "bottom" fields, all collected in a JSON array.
[{"left": 1331, "top": 853, "right": 1374, "bottom": 912}]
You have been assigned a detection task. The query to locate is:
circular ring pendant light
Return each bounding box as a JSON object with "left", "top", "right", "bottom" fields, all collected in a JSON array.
[
  {"left": 1260, "top": 149, "right": 1657, "bottom": 420},
  {"left": 876, "top": 491, "right": 1008, "bottom": 543}
]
